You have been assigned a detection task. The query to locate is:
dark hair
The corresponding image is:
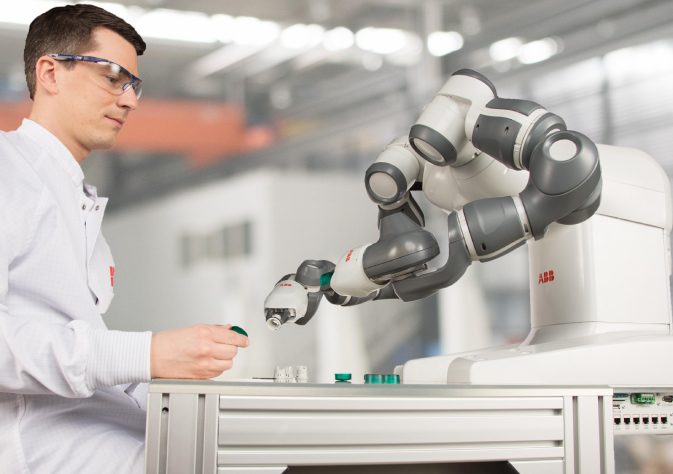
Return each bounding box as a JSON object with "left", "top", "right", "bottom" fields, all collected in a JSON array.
[{"left": 24, "top": 3, "right": 146, "bottom": 100}]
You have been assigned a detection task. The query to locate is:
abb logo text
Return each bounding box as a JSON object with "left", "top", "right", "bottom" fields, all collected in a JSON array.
[
  {"left": 278, "top": 283, "right": 293, "bottom": 287},
  {"left": 345, "top": 249, "right": 354, "bottom": 262},
  {"left": 538, "top": 270, "right": 555, "bottom": 285}
]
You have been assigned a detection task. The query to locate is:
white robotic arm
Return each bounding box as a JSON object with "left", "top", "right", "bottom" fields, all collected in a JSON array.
[{"left": 264, "top": 69, "right": 602, "bottom": 329}]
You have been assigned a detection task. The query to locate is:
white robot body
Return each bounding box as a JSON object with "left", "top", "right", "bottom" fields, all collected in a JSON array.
[
  {"left": 422, "top": 145, "right": 528, "bottom": 211},
  {"left": 531, "top": 144, "right": 672, "bottom": 338},
  {"left": 399, "top": 144, "right": 673, "bottom": 386}
]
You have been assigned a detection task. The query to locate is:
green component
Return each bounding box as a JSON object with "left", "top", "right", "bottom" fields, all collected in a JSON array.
[
  {"left": 334, "top": 373, "right": 352, "bottom": 382},
  {"left": 319, "top": 271, "right": 334, "bottom": 288},
  {"left": 230, "top": 326, "right": 248, "bottom": 337},
  {"left": 383, "top": 374, "right": 400, "bottom": 384},
  {"left": 364, "top": 374, "right": 383, "bottom": 384},
  {"left": 631, "top": 393, "right": 656, "bottom": 405}
]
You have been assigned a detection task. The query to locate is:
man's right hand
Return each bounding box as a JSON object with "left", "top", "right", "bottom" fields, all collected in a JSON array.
[{"left": 150, "top": 324, "right": 249, "bottom": 379}]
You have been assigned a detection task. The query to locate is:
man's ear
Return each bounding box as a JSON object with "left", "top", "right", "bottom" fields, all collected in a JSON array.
[{"left": 34, "top": 56, "right": 59, "bottom": 96}]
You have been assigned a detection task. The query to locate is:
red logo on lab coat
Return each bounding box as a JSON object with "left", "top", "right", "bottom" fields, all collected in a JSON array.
[{"left": 110, "top": 266, "right": 115, "bottom": 287}]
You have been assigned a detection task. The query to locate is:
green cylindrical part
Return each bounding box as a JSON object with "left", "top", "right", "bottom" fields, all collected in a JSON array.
[
  {"left": 364, "top": 374, "right": 383, "bottom": 384},
  {"left": 383, "top": 374, "right": 400, "bottom": 384},
  {"left": 334, "top": 373, "right": 352, "bottom": 382}
]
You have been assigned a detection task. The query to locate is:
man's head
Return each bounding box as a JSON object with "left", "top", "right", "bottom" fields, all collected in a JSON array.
[
  {"left": 25, "top": 4, "right": 145, "bottom": 99},
  {"left": 25, "top": 4, "right": 146, "bottom": 160}
]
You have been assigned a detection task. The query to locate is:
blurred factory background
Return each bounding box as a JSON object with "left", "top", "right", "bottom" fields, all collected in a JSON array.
[{"left": 2, "top": 3, "right": 673, "bottom": 466}]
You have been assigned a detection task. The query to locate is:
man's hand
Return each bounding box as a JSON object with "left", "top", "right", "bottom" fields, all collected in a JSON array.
[{"left": 150, "top": 324, "right": 249, "bottom": 379}]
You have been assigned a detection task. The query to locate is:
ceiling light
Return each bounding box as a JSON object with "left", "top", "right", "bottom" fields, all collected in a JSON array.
[
  {"left": 281, "top": 24, "right": 325, "bottom": 49},
  {"left": 323, "top": 27, "right": 354, "bottom": 51},
  {"left": 223, "top": 16, "right": 280, "bottom": 46},
  {"left": 355, "top": 28, "right": 408, "bottom": 55},
  {"left": 489, "top": 37, "right": 523, "bottom": 62},
  {"left": 305, "top": 24, "right": 326, "bottom": 47},
  {"left": 518, "top": 38, "right": 560, "bottom": 64},
  {"left": 211, "top": 14, "right": 235, "bottom": 43},
  {"left": 604, "top": 41, "right": 673, "bottom": 81},
  {"left": 427, "top": 31, "right": 464, "bottom": 57},
  {"left": 386, "top": 34, "right": 423, "bottom": 67},
  {"left": 136, "top": 8, "right": 217, "bottom": 44}
]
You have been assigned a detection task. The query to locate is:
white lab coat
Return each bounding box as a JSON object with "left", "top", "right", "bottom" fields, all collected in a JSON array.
[{"left": 0, "top": 119, "right": 152, "bottom": 473}]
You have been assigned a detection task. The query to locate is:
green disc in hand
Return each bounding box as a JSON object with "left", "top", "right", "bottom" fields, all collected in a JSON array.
[{"left": 230, "top": 325, "right": 248, "bottom": 337}]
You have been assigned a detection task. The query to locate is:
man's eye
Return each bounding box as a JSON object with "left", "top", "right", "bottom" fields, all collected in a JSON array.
[{"left": 106, "top": 75, "right": 122, "bottom": 85}]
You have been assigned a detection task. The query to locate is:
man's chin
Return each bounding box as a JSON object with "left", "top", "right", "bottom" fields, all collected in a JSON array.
[{"left": 89, "top": 134, "right": 120, "bottom": 151}]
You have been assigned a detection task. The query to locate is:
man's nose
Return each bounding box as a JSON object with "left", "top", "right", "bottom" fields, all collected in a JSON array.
[{"left": 117, "top": 87, "right": 139, "bottom": 110}]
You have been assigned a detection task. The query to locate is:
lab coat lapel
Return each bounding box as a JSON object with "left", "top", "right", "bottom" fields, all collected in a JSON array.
[
  {"left": 85, "top": 197, "right": 115, "bottom": 313},
  {"left": 86, "top": 197, "right": 107, "bottom": 262}
]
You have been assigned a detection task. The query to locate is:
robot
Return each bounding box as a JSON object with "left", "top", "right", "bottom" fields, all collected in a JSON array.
[{"left": 264, "top": 69, "right": 673, "bottom": 387}]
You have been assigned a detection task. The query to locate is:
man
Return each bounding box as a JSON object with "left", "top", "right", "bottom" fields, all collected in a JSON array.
[{"left": 0, "top": 4, "right": 248, "bottom": 473}]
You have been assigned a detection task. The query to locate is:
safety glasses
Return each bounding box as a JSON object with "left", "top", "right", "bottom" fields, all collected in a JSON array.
[{"left": 48, "top": 53, "right": 143, "bottom": 99}]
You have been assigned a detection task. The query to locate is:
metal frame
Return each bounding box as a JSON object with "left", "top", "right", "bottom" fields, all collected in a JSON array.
[{"left": 145, "top": 381, "right": 617, "bottom": 474}]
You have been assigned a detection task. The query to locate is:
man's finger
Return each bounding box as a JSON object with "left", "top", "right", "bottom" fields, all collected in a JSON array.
[
  {"left": 211, "top": 343, "right": 238, "bottom": 361},
  {"left": 211, "top": 326, "right": 249, "bottom": 347}
]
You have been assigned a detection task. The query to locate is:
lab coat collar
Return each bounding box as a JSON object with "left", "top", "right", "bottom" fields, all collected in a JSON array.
[{"left": 18, "top": 118, "right": 85, "bottom": 188}]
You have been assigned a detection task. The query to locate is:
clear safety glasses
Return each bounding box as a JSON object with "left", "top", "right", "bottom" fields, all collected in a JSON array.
[{"left": 48, "top": 53, "right": 143, "bottom": 99}]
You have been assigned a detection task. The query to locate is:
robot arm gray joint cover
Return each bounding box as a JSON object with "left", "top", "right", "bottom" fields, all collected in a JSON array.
[
  {"left": 462, "top": 196, "right": 527, "bottom": 261},
  {"left": 520, "top": 130, "right": 602, "bottom": 238},
  {"left": 363, "top": 202, "right": 440, "bottom": 282},
  {"left": 392, "top": 212, "right": 471, "bottom": 302},
  {"left": 471, "top": 99, "right": 567, "bottom": 171},
  {"left": 365, "top": 162, "right": 410, "bottom": 205}
]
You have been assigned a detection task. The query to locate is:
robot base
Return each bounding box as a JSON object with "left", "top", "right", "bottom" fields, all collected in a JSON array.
[{"left": 398, "top": 330, "right": 673, "bottom": 387}]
